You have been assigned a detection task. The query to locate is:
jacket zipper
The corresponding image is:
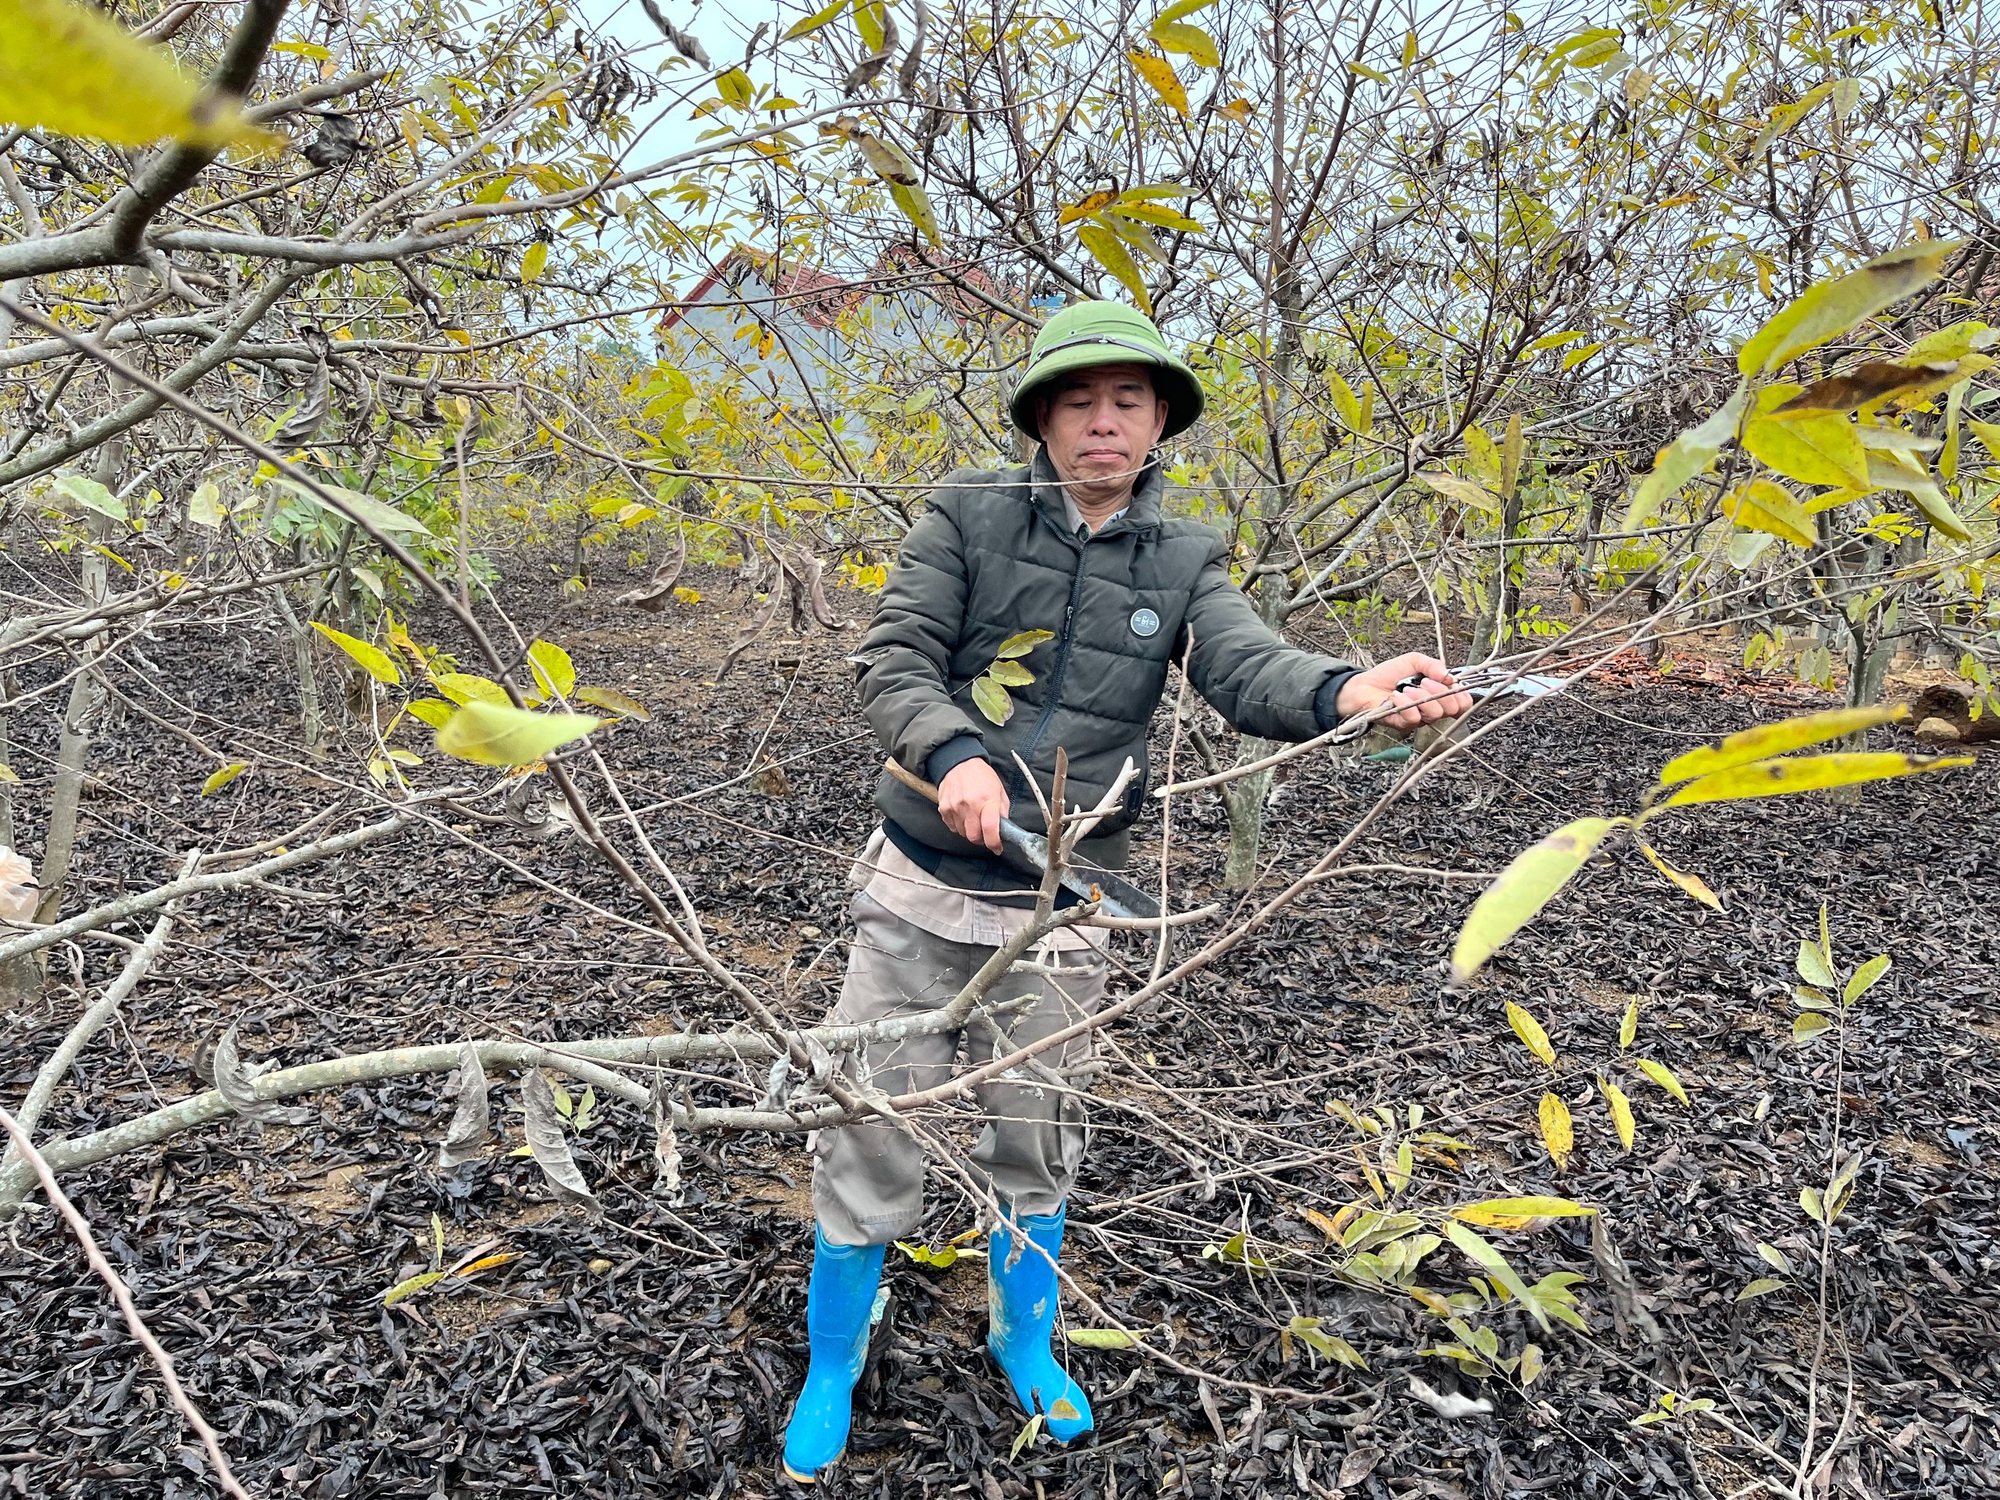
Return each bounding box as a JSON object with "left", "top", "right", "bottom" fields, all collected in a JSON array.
[{"left": 1021, "top": 530, "right": 1092, "bottom": 759}]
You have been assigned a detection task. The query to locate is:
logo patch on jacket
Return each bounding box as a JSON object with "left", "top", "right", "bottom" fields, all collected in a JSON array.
[{"left": 1130, "top": 607, "right": 1161, "bottom": 638}]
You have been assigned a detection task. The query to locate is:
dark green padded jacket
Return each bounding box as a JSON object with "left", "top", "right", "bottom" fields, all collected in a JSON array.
[{"left": 853, "top": 450, "right": 1357, "bottom": 895}]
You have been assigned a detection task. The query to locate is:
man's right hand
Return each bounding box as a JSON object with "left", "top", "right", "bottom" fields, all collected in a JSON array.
[{"left": 938, "top": 758, "right": 1009, "bottom": 853}]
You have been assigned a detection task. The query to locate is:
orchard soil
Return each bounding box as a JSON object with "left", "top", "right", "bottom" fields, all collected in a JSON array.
[{"left": 3, "top": 557, "right": 1997, "bottom": 1500}]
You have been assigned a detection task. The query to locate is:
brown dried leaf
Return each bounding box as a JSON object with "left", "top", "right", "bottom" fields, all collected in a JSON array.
[
  {"left": 521, "top": 1070, "right": 601, "bottom": 1214},
  {"left": 438, "top": 1040, "right": 491, "bottom": 1168}
]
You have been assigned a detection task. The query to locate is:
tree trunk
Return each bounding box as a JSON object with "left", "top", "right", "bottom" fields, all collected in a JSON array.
[
  {"left": 267, "top": 579, "right": 325, "bottom": 757},
  {"left": 33, "top": 661, "right": 99, "bottom": 926},
  {"left": 0, "top": 667, "right": 36, "bottom": 1006},
  {"left": 1221, "top": 737, "right": 1275, "bottom": 891}
]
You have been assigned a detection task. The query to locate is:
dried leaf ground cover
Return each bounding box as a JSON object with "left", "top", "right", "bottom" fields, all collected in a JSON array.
[{"left": 2, "top": 568, "right": 1996, "bottom": 1499}]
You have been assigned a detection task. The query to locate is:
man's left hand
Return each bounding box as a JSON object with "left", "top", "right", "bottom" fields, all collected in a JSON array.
[{"left": 1335, "top": 654, "right": 1474, "bottom": 732}]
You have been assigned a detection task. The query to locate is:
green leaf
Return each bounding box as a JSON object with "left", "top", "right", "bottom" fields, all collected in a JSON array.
[
  {"left": 312, "top": 622, "right": 402, "bottom": 685},
  {"left": 1622, "top": 383, "right": 1749, "bottom": 529},
  {"left": 1742, "top": 409, "right": 1870, "bottom": 492},
  {"left": 436, "top": 702, "right": 601, "bottom": 767},
  {"left": 1441, "top": 1221, "right": 1548, "bottom": 1332},
  {"left": 1844, "top": 954, "right": 1890, "bottom": 1004},
  {"left": 1792, "top": 1013, "right": 1833, "bottom": 1046},
  {"left": 1157, "top": 0, "right": 1220, "bottom": 22},
  {"left": 1634, "top": 1058, "right": 1689, "bottom": 1106},
  {"left": 1067, "top": 1328, "right": 1137, "bottom": 1349},
  {"left": 1449, "top": 817, "right": 1624, "bottom": 982},
  {"left": 527, "top": 640, "right": 577, "bottom": 701},
  {"left": 200, "top": 762, "right": 251, "bottom": 796},
  {"left": 971, "top": 675, "right": 1013, "bottom": 725},
  {"left": 382, "top": 1269, "right": 446, "bottom": 1306},
  {"left": 520, "top": 241, "right": 549, "bottom": 283},
  {"left": 1077, "top": 223, "right": 1151, "bottom": 313},
  {"left": 1799, "top": 1185, "right": 1824, "bottom": 1223},
  {"left": 0, "top": 0, "right": 278, "bottom": 148},
  {"left": 1661, "top": 751, "right": 1973, "bottom": 807},
  {"left": 1657, "top": 706, "right": 1907, "bottom": 787},
  {"left": 1737, "top": 240, "right": 1959, "bottom": 374},
  {"left": 1505, "top": 1001, "right": 1557, "bottom": 1068},
  {"left": 1795, "top": 939, "right": 1836, "bottom": 989},
  {"left": 575, "top": 686, "right": 652, "bottom": 721},
  {"left": 1737, "top": 1277, "right": 1791, "bottom": 1302},
  {"left": 889, "top": 180, "right": 942, "bottom": 247},
  {"left": 406, "top": 697, "right": 457, "bottom": 729},
  {"left": 1720, "top": 477, "right": 1817, "bottom": 548},
  {"left": 273, "top": 477, "right": 432, "bottom": 536},
  {"left": 994, "top": 629, "right": 1055, "bottom": 659},
  {"left": 53, "top": 474, "right": 126, "bottom": 520},
  {"left": 1286, "top": 1317, "right": 1368, "bottom": 1368},
  {"left": 1151, "top": 20, "right": 1220, "bottom": 66}
]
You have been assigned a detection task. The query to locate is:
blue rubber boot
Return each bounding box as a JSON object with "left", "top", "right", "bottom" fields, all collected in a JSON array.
[
  {"left": 780, "top": 1229, "right": 886, "bottom": 1484},
  {"left": 988, "top": 1204, "right": 1094, "bottom": 1443}
]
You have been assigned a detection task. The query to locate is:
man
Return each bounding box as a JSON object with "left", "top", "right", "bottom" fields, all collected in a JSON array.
[{"left": 780, "top": 301, "right": 1469, "bottom": 1483}]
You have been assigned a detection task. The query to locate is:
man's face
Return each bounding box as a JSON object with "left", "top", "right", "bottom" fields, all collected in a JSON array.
[{"left": 1036, "top": 363, "right": 1169, "bottom": 494}]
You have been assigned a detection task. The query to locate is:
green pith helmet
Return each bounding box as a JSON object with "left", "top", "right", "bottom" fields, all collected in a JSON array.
[{"left": 1009, "top": 300, "right": 1205, "bottom": 441}]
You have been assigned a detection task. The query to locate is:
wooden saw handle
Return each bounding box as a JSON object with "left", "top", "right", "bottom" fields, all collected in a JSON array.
[{"left": 882, "top": 757, "right": 942, "bottom": 803}]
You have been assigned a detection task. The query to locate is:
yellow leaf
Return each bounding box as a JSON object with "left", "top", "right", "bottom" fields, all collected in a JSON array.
[
  {"left": 1738, "top": 239, "right": 1960, "bottom": 374},
  {"left": 1450, "top": 817, "right": 1624, "bottom": 982},
  {"left": 1059, "top": 188, "right": 1118, "bottom": 225},
  {"left": 1601, "top": 1079, "right": 1636, "bottom": 1150},
  {"left": 436, "top": 702, "right": 601, "bottom": 767},
  {"left": 1964, "top": 418, "right": 2000, "bottom": 462},
  {"left": 574, "top": 686, "right": 651, "bottom": 722},
  {"left": 994, "top": 629, "right": 1054, "bottom": 659},
  {"left": 1328, "top": 372, "right": 1363, "bottom": 433},
  {"left": 433, "top": 672, "right": 509, "bottom": 707},
  {"left": 1742, "top": 408, "right": 1869, "bottom": 492},
  {"left": 527, "top": 640, "right": 577, "bottom": 701},
  {"left": 520, "top": 241, "right": 549, "bottom": 283},
  {"left": 200, "top": 762, "right": 251, "bottom": 796},
  {"left": 1538, "top": 1093, "right": 1574, "bottom": 1170},
  {"left": 1720, "top": 477, "right": 1817, "bottom": 548},
  {"left": 1500, "top": 413, "right": 1523, "bottom": 501},
  {"left": 1128, "top": 53, "right": 1188, "bottom": 117},
  {"left": 312, "top": 622, "right": 402, "bottom": 685},
  {"left": 1635, "top": 840, "right": 1722, "bottom": 909},
  {"left": 406, "top": 698, "right": 456, "bottom": 729},
  {"left": 1661, "top": 751, "right": 1973, "bottom": 807},
  {"left": 1451, "top": 1196, "right": 1596, "bottom": 1230},
  {"left": 1657, "top": 705, "right": 1907, "bottom": 786},
  {"left": 442, "top": 328, "right": 473, "bottom": 347},
  {"left": 1151, "top": 20, "right": 1220, "bottom": 67},
  {"left": 1618, "top": 997, "right": 1638, "bottom": 1050},
  {"left": 1414, "top": 470, "right": 1500, "bottom": 514},
  {"left": 1634, "top": 1059, "right": 1689, "bottom": 1106},
  {"left": 1506, "top": 1001, "right": 1557, "bottom": 1069},
  {"left": 0, "top": 0, "right": 279, "bottom": 149},
  {"left": 1077, "top": 223, "right": 1151, "bottom": 313}
]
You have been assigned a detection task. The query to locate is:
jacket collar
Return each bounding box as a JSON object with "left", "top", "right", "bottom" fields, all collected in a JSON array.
[{"left": 1027, "top": 446, "right": 1164, "bottom": 541}]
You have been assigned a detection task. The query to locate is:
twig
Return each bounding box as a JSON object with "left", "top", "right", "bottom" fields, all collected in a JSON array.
[{"left": 0, "top": 1104, "right": 255, "bottom": 1500}]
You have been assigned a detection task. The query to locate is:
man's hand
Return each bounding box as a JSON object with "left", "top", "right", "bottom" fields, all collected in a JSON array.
[
  {"left": 1335, "top": 654, "right": 1475, "bottom": 733},
  {"left": 938, "top": 757, "right": 1009, "bottom": 853}
]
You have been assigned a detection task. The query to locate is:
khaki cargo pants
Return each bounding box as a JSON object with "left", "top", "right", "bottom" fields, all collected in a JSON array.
[{"left": 811, "top": 891, "right": 1107, "bottom": 1247}]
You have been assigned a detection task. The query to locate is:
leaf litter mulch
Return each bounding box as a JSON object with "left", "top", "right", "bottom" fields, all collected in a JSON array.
[{"left": 2, "top": 557, "right": 1997, "bottom": 1500}]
